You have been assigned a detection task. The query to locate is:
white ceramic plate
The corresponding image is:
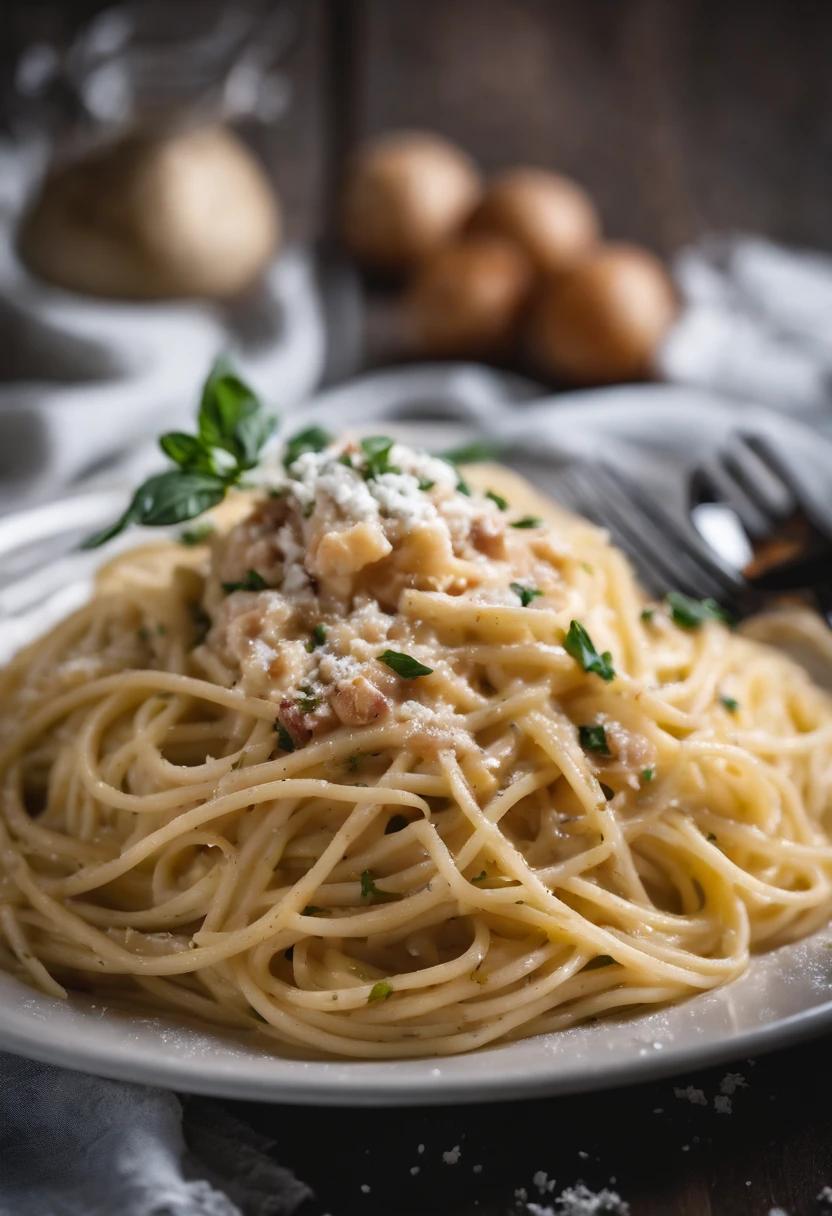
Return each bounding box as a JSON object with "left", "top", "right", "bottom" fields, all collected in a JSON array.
[{"left": 1, "top": 400, "right": 832, "bottom": 1105}]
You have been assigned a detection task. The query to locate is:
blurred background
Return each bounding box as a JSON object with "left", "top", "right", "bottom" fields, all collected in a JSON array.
[{"left": 1, "top": 0, "right": 832, "bottom": 503}]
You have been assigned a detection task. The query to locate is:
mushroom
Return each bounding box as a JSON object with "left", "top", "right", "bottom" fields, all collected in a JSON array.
[
  {"left": 340, "top": 130, "right": 481, "bottom": 274},
  {"left": 529, "top": 243, "right": 678, "bottom": 384}
]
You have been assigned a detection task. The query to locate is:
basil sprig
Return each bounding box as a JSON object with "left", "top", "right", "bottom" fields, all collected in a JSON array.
[
  {"left": 284, "top": 425, "right": 333, "bottom": 468},
  {"left": 83, "top": 359, "right": 276, "bottom": 548}
]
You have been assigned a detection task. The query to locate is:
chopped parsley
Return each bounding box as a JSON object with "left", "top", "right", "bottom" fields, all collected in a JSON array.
[
  {"left": 137, "top": 627, "right": 150, "bottom": 644},
  {"left": 582, "top": 954, "right": 615, "bottom": 970},
  {"left": 360, "top": 435, "right": 399, "bottom": 479},
  {"left": 456, "top": 475, "right": 472, "bottom": 496},
  {"left": 707, "top": 832, "right": 718, "bottom": 842},
  {"left": 306, "top": 623, "right": 326, "bottom": 653},
  {"left": 720, "top": 695, "right": 739, "bottom": 713},
  {"left": 222, "top": 569, "right": 268, "bottom": 594},
  {"left": 486, "top": 489, "right": 508, "bottom": 511},
  {"left": 303, "top": 905, "right": 329, "bottom": 917},
  {"left": 274, "top": 721, "right": 295, "bottom": 753},
  {"left": 510, "top": 516, "right": 543, "bottom": 529},
  {"left": 666, "top": 591, "right": 734, "bottom": 629},
  {"left": 296, "top": 695, "right": 321, "bottom": 713},
  {"left": 179, "top": 521, "right": 215, "bottom": 546},
  {"left": 347, "top": 753, "right": 364, "bottom": 772},
  {"left": 564, "top": 621, "right": 615, "bottom": 682},
  {"left": 368, "top": 981, "right": 393, "bottom": 1003},
  {"left": 642, "top": 767, "right": 655, "bottom": 783},
  {"left": 510, "top": 582, "right": 543, "bottom": 608},
  {"left": 579, "top": 724, "right": 611, "bottom": 755},
  {"left": 284, "top": 425, "right": 333, "bottom": 468},
  {"left": 418, "top": 479, "right": 436, "bottom": 491},
  {"left": 360, "top": 869, "right": 390, "bottom": 899},
  {"left": 378, "top": 650, "right": 433, "bottom": 679},
  {"left": 640, "top": 607, "right": 655, "bottom": 624},
  {"left": 471, "top": 870, "right": 489, "bottom": 885}
]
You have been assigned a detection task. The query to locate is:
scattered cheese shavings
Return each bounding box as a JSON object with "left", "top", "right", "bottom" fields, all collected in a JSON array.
[
  {"left": 818, "top": 1186, "right": 832, "bottom": 1204},
  {"left": 719, "top": 1072, "right": 748, "bottom": 1095},
  {"left": 674, "top": 1085, "right": 707, "bottom": 1106},
  {"left": 360, "top": 1184, "right": 371, "bottom": 1193},
  {"left": 769, "top": 1208, "right": 790, "bottom": 1215},
  {"left": 410, "top": 1166, "right": 420, "bottom": 1176},
  {"left": 526, "top": 1183, "right": 630, "bottom": 1215},
  {"left": 714, "top": 1095, "right": 732, "bottom": 1115},
  {"left": 417, "top": 1144, "right": 425, "bottom": 1154},
  {"left": 473, "top": 1164, "right": 483, "bottom": 1174},
  {"left": 442, "top": 1145, "right": 461, "bottom": 1165},
  {"left": 533, "top": 1170, "right": 555, "bottom": 1194}
]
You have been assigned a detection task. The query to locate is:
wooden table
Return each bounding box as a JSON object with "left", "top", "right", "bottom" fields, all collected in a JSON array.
[{"left": 229, "top": 1032, "right": 832, "bottom": 1214}]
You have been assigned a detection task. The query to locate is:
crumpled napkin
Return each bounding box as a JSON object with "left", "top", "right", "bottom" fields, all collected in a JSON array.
[
  {"left": 657, "top": 232, "right": 832, "bottom": 420},
  {"left": 0, "top": 1054, "right": 311, "bottom": 1216}
]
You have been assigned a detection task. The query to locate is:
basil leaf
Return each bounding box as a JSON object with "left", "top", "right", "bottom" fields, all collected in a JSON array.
[
  {"left": 564, "top": 621, "right": 616, "bottom": 682},
  {"left": 579, "top": 724, "right": 611, "bottom": 755},
  {"left": 438, "top": 441, "right": 500, "bottom": 464},
  {"left": 284, "top": 425, "right": 334, "bottom": 468},
  {"left": 378, "top": 650, "right": 433, "bottom": 679},
  {"left": 198, "top": 358, "right": 274, "bottom": 469},
  {"left": 159, "top": 432, "right": 216, "bottom": 474},
  {"left": 368, "top": 981, "right": 393, "bottom": 1003},
  {"left": 83, "top": 471, "right": 228, "bottom": 548},
  {"left": 666, "top": 591, "right": 734, "bottom": 629},
  {"left": 222, "top": 569, "right": 268, "bottom": 594},
  {"left": 486, "top": 490, "right": 508, "bottom": 510},
  {"left": 360, "top": 435, "right": 399, "bottom": 479},
  {"left": 510, "top": 516, "right": 543, "bottom": 529},
  {"left": 510, "top": 582, "right": 543, "bottom": 608}
]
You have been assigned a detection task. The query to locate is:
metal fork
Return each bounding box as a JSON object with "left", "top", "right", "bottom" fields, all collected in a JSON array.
[
  {"left": 549, "top": 460, "right": 752, "bottom": 615},
  {"left": 690, "top": 431, "right": 832, "bottom": 619}
]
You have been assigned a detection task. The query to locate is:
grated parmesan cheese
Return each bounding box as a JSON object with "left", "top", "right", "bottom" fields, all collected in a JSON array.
[
  {"left": 526, "top": 1183, "right": 630, "bottom": 1215},
  {"left": 442, "top": 1145, "right": 461, "bottom": 1165},
  {"left": 674, "top": 1085, "right": 707, "bottom": 1106},
  {"left": 713, "top": 1094, "right": 732, "bottom": 1115}
]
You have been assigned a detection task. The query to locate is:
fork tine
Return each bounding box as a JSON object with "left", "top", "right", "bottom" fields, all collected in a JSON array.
[
  {"left": 691, "top": 456, "right": 774, "bottom": 540},
  {"left": 553, "top": 462, "right": 745, "bottom": 609},
  {"left": 722, "top": 437, "right": 795, "bottom": 526},
  {"left": 739, "top": 432, "right": 832, "bottom": 538},
  {"left": 594, "top": 465, "right": 745, "bottom": 604}
]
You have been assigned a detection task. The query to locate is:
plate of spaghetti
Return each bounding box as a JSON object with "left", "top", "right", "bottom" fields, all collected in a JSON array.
[{"left": 1, "top": 363, "right": 832, "bottom": 1105}]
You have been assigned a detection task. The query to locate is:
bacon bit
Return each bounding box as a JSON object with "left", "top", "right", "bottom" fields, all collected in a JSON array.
[
  {"left": 330, "top": 676, "right": 389, "bottom": 726},
  {"left": 469, "top": 515, "right": 506, "bottom": 559},
  {"left": 276, "top": 698, "right": 313, "bottom": 748}
]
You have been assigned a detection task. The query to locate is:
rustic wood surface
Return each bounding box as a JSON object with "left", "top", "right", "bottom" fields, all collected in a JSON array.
[{"left": 4, "top": 3, "right": 832, "bottom": 1213}]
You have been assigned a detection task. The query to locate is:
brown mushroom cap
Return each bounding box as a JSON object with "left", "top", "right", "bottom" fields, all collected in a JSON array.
[
  {"left": 341, "top": 131, "right": 482, "bottom": 274},
  {"left": 529, "top": 243, "right": 678, "bottom": 385},
  {"left": 18, "top": 126, "right": 280, "bottom": 301},
  {"left": 403, "top": 235, "right": 533, "bottom": 358},
  {"left": 468, "top": 167, "right": 599, "bottom": 275}
]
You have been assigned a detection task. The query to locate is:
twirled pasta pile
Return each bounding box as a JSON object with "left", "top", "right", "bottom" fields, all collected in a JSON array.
[{"left": 1, "top": 436, "right": 831, "bottom": 1060}]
